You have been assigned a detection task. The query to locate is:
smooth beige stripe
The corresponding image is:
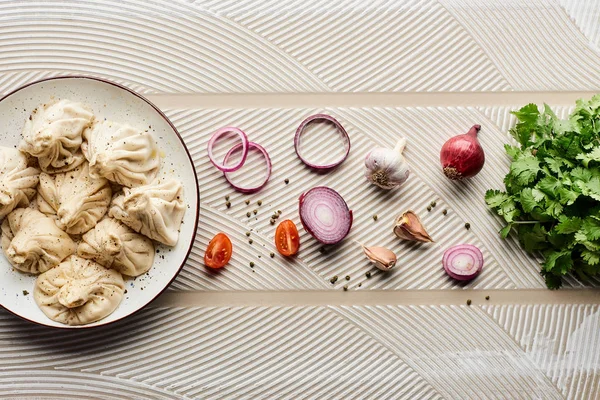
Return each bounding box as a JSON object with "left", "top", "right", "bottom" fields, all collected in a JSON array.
[
  {"left": 146, "top": 91, "right": 597, "bottom": 109},
  {"left": 152, "top": 289, "right": 600, "bottom": 308}
]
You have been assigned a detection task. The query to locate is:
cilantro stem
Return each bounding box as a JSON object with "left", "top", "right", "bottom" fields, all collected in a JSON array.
[{"left": 512, "top": 221, "right": 538, "bottom": 225}]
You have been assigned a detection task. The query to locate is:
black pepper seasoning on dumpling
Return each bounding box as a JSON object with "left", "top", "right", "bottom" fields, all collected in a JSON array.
[
  {"left": 19, "top": 99, "right": 93, "bottom": 174},
  {"left": 37, "top": 162, "right": 111, "bottom": 235},
  {"left": 77, "top": 217, "right": 155, "bottom": 277},
  {"left": 109, "top": 179, "right": 185, "bottom": 246},
  {"left": 1, "top": 208, "right": 76, "bottom": 274},
  {"left": 82, "top": 119, "right": 160, "bottom": 187},
  {"left": 34, "top": 256, "right": 125, "bottom": 326}
]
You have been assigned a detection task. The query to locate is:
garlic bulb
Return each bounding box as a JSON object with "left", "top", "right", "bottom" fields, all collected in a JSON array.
[{"left": 364, "top": 138, "right": 410, "bottom": 189}]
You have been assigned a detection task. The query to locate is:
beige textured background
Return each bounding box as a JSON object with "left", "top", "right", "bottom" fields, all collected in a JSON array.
[{"left": 1, "top": 0, "right": 600, "bottom": 399}]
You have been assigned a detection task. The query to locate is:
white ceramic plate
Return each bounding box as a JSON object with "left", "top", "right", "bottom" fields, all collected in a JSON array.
[{"left": 0, "top": 77, "right": 199, "bottom": 328}]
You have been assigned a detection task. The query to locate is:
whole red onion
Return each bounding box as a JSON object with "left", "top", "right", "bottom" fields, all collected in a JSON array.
[{"left": 440, "top": 125, "right": 485, "bottom": 180}]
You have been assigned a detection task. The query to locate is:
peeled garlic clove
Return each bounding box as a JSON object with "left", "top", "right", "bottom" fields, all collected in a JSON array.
[
  {"left": 362, "top": 245, "right": 397, "bottom": 271},
  {"left": 394, "top": 210, "right": 433, "bottom": 242}
]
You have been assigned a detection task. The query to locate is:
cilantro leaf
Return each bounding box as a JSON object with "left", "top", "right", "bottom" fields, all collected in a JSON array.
[
  {"left": 543, "top": 250, "right": 573, "bottom": 274},
  {"left": 555, "top": 216, "right": 583, "bottom": 234},
  {"left": 518, "top": 224, "right": 549, "bottom": 253},
  {"left": 512, "top": 103, "right": 539, "bottom": 124},
  {"left": 537, "top": 175, "right": 561, "bottom": 196},
  {"left": 570, "top": 167, "right": 593, "bottom": 182},
  {"left": 519, "top": 188, "right": 538, "bottom": 212},
  {"left": 510, "top": 104, "right": 540, "bottom": 147},
  {"left": 504, "top": 144, "right": 521, "bottom": 160},
  {"left": 545, "top": 199, "right": 563, "bottom": 218},
  {"left": 510, "top": 156, "right": 541, "bottom": 185},
  {"left": 577, "top": 146, "right": 600, "bottom": 167},
  {"left": 499, "top": 224, "right": 513, "bottom": 239},
  {"left": 582, "top": 250, "right": 600, "bottom": 266},
  {"left": 580, "top": 177, "right": 600, "bottom": 201},
  {"left": 485, "top": 190, "right": 520, "bottom": 223},
  {"left": 484, "top": 190, "right": 510, "bottom": 208},
  {"left": 557, "top": 187, "right": 579, "bottom": 205},
  {"left": 582, "top": 217, "right": 600, "bottom": 240}
]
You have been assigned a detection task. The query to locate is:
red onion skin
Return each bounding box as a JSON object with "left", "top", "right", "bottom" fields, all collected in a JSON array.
[
  {"left": 294, "top": 114, "right": 351, "bottom": 170},
  {"left": 298, "top": 188, "right": 353, "bottom": 245},
  {"left": 440, "top": 125, "right": 485, "bottom": 180},
  {"left": 222, "top": 142, "right": 271, "bottom": 193}
]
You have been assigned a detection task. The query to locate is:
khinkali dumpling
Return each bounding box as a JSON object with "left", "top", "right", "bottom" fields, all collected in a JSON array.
[
  {"left": 19, "top": 99, "right": 94, "bottom": 174},
  {"left": 37, "top": 163, "right": 111, "bottom": 235},
  {"left": 1, "top": 208, "right": 76, "bottom": 274},
  {"left": 34, "top": 256, "right": 125, "bottom": 326},
  {"left": 109, "top": 179, "right": 185, "bottom": 246},
  {"left": 82, "top": 120, "right": 160, "bottom": 187},
  {"left": 78, "top": 218, "right": 155, "bottom": 277},
  {"left": 0, "top": 147, "right": 40, "bottom": 219}
]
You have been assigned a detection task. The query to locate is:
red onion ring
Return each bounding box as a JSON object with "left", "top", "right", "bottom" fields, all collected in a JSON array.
[
  {"left": 223, "top": 141, "right": 271, "bottom": 193},
  {"left": 442, "top": 244, "right": 483, "bottom": 281},
  {"left": 299, "top": 186, "right": 353, "bottom": 244},
  {"left": 207, "top": 126, "right": 249, "bottom": 173},
  {"left": 294, "top": 114, "right": 351, "bottom": 170}
]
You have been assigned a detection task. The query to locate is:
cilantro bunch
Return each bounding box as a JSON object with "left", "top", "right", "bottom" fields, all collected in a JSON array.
[{"left": 485, "top": 95, "right": 600, "bottom": 289}]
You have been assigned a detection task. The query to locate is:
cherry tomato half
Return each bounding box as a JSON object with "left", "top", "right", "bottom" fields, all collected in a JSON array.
[
  {"left": 204, "top": 233, "right": 232, "bottom": 269},
  {"left": 275, "top": 220, "right": 300, "bottom": 256}
]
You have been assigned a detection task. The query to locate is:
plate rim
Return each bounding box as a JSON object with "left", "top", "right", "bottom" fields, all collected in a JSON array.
[{"left": 0, "top": 75, "right": 200, "bottom": 329}]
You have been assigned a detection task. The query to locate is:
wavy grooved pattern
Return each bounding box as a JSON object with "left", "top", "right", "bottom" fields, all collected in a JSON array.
[
  {"left": 334, "top": 305, "right": 564, "bottom": 399},
  {"left": 0, "top": 370, "right": 178, "bottom": 399},
  {"left": 484, "top": 304, "right": 600, "bottom": 400},
  {"left": 559, "top": 0, "right": 600, "bottom": 49},
  {"left": 440, "top": 0, "right": 600, "bottom": 90},
  {"left": 0, "top": 1, "right": 328, "bottom": 94},
  {"left": 166, "top": 106, "right": 526, "bottom": 291},
  {"left": 202, "top": 0, "right": 511, "bottom": 92},
  {"left": 0, "top": 308, "right": 441, "bottom": 400}
]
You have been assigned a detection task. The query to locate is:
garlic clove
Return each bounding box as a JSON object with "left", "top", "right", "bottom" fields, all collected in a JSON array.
[
  {"left": 394, "top": 210, "right": 433, "bottom": 243},
  {"left": 361, "top": 244, "right": 397, "bottom": 271}
]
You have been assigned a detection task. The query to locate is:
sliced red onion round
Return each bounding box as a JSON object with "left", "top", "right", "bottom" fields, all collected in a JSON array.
[
  {"left": 299, "top": 186, "right": 353, "bottom": 244},
  {"left": 442, "top": 244, "right": 483, "bottom": 281},
  {"left": 223, "top": 141, "right": 271, "bottom": 193},
  {"left": 207, "top": 126, "right": 249, "bottom": 172},
  {"left": 294, "top": 114, "right": 350, "bottom": 170}
]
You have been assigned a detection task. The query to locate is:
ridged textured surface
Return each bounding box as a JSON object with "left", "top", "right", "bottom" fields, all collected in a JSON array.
[
  {"left": 0, "top": 308, "right": 443, "bottom": 400},
  {"left": 3, "top": 304, "right": 599, "bottom": 399},
  {"left": 484, "top": 304, "right": 600, "bottom": 399},
  {"left": 0, "top": 0, "right": 599, "bottom": 94},
  {"left": 1, "top": 0, "right": 600, "bottom": 398}
]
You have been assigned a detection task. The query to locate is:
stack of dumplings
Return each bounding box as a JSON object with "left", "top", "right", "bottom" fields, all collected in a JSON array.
[{"left": 0, "top": 99, "right": 186, "bottom": 326}]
